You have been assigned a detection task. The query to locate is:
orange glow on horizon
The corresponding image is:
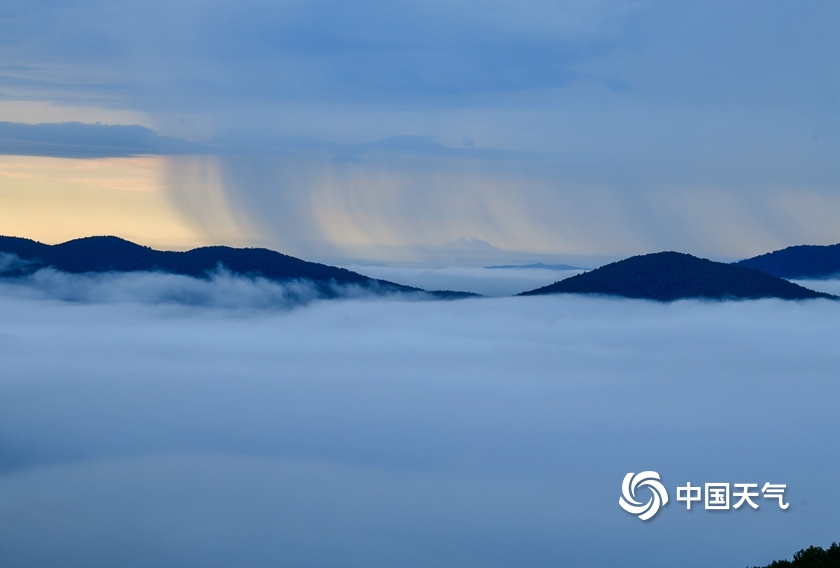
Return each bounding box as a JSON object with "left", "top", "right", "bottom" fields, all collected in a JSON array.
[{"left": 0, "top": 155, "right": 251, "bottom": 250}]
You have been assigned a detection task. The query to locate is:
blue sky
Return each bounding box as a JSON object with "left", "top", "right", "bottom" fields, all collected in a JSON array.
[{"left": 0, "top": 0, "right": 837, "bottom": 263}]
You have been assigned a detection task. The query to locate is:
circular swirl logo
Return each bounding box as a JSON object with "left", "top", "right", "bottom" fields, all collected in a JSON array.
[{"left": 619, "top": 471, "right": 669, "bottom": 520}]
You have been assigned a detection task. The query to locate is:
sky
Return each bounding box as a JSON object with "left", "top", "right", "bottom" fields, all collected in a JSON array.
[
  {"left": 1, "top": 285, "right": 838, "bottom": 567},
  {"left": 0, "top": 0, "right": 837, "bottom": 265}
]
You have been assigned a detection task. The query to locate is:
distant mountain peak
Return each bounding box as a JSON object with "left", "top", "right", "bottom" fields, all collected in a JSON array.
[
  {"left": 735, "top": 243, "right": 840, "bottom": 279},
  {"left": 0, "top": 235, "right": 477, "bottom": 299},
  {"left": 520, "top": 251, "right": 834, "bottom": 301},
  {"left": 485, "top": 262, "right": 585, "bottom": 271}
]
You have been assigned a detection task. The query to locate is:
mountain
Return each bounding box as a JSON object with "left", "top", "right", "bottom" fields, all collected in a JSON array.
[
  {"left": 0, "top": 236, "right": 476, "bottom": 298},
  {"left": 519, "top": 252, "right": 835, "bottom": 301},
  {"left": 484, "top": 263, "right": 585, "bottom": 271},
  {"left": 735, "top": 243, "right": 840, "bottom": 279}
]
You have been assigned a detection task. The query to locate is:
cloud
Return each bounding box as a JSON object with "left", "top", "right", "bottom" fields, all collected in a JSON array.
[
  {"left": 344, "top": 264, "right": 583, "bottom": 297},
  {"left": 173, "top": 147, "right": 840, "bottom": 264},
  {"left": 3, "top": 1, "right": 834, "bottom": 136},
  {"left": 0, "top": 264, "right": 436, "bottom": 309},
  {"left": 0, "top": 0, "right": 633, "bottom": 108},
  {"left": 0, "top": 286, "right": 838, "bottom": 566},
  {"left": 1, "top": 123, "right": 837, "bottom": 264},
  {"left": 790, "top": 279, "right": 840, "bottom": 297},
  {"left": 1, "top": 1, "right": 838, "bottom": 261},
  {"left": 0, "top": 251, "right": 34, "bottom": 274},
  {"left": 0, "top": 121, "right": 206, "bottom": 158}
]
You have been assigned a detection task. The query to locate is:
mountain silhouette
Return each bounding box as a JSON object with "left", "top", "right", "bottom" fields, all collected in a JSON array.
[
  {"left": 519, "top": 252, "right": 834, "bottom": 301},
  {"left": 735, "top": 243, "right": 840, "bottom": 279},
  {"left": 0, "top": 235, "right": 476, "bottom": 298}
]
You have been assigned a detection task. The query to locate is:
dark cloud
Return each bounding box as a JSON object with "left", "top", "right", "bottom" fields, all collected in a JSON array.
[
  {"left": 2, "top": 0, "right": 835, "bottom": 117},
  {"left": 0, "top": 120, "right": 537, "bottom": 160},
  {"left": 0, "top": 121, "right": 207, "bottom": 158},
  {"left": 0, "top": 0, "right": 626, "bottom": 108}
]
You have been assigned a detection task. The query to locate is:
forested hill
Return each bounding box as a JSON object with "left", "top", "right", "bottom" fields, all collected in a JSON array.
[
  {"left": 520, "top": 251, "right": 835, "bottom": 301},
  {"left": 735, "top": 243, "right": 840, "bottom": 279},
  {"left": 0, "top": 235, "right": 475, "bottom": 298}
]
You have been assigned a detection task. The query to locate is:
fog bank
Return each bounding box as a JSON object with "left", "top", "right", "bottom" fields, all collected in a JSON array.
[
  {"left": 0, "top": 267, "right": 432, "bottom": 309},
  {"left": 346, "top": 264, "right": 583, "bottom": 296},
  {"left": 0, "top": 291, "right": 838, "bottom": 567}
]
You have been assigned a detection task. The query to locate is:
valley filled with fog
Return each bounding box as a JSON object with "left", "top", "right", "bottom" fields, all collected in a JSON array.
[
  {"left": 0, "top": 272, "right": 837, "bottom": 568},
  {"left": 343, "top": 264, "right": 584, "bottom": 297}
]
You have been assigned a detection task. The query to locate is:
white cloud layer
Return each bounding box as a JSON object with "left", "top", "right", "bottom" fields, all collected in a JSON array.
[
  {"left": 0, "top": 267, "right": 433, "bottom": 309},
  {"left": 0, "top": 286, "right": 838, "bottom": 567},
  {"left": 790, "top": 279, "right": 840, "bottom": 297},
  {"left": 346, "top": 264, "right": 582, "bottom": 296}
]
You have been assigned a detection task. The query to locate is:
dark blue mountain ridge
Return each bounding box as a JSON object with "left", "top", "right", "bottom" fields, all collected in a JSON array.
[
  {"left": 519, "top": 252, "right": 834, "bottom": 301},
  {"left": 735, "top": 243, "right": 840, "bottom": 279},
  {"left": 0, "top": 236, "right": 476, "bottom": 299}
]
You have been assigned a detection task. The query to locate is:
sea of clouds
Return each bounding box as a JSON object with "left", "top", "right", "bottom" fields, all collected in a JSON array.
[
  {"left": 343, "top": 264, "right": 583, "bottom": 297},
  {"left": 0, "top": 263, "right": 441, "bottom": 309},
  {"left": 0, "top": 271, "right": 838, "bottom": 568}
]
